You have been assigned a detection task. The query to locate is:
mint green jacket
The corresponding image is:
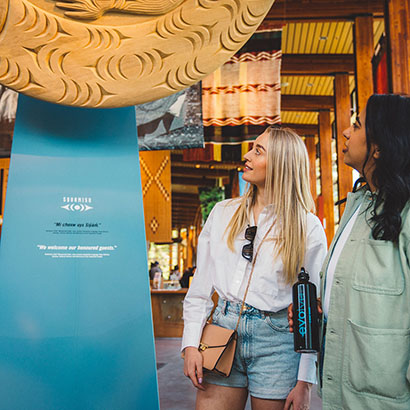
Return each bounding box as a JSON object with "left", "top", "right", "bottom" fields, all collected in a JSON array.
[{"left": 318, "top": 187, "right": 410, "bottom": 410}]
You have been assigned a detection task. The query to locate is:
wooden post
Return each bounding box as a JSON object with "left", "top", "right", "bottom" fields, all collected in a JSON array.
[
  {"left": 334, "top": 74, "right": 353, "bottom": 215},
  {"left": 354, "top": 15, "right": 374, "bottom": 113},
  {"left": 319, "top": 111, "right": 334, "bottom": 245},
  {"left": 169, "top": 244, "right": 173, "bottom": 277},
  {"left": 0, "top": 158, "right": 10, "bottom": 238},
  {"left": 187, "top": 226, "right": 194, "bottom": 268},
  {"left": 304, "top": 137, "right": 317, "bottom": 201},
  {"left": 386, "top": 0, "right": 410, "bottom": 94}
]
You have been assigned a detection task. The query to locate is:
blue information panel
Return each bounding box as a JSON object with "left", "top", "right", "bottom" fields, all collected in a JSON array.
[{"left": 0, "top": 96, "right": 159, "bottom": 409}]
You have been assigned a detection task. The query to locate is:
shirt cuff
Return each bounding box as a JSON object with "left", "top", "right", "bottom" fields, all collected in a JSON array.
[
  {"left": 181, "top": 322, "right": 204, "bottom": 352},
  {"left": 297, "top": 353, "right": 318, "bottom": 384}
]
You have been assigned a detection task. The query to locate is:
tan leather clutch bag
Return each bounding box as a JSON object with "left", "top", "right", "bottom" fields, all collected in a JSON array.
[{"left": 199, "top": 323, "right": 238, "bottom": 377}]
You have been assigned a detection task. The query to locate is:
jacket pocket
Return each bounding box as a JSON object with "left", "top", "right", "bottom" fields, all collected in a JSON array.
[
  {"left": 343, "top": 319, "right": 410, "bottom": 401},
  {"left": 352, "top": 239, "right": 404, "bottom": 295}
]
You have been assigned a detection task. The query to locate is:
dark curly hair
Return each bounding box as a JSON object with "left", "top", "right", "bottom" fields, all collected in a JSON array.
[{"left": 363, "top": 94, "right": 410, "bottom": 242}]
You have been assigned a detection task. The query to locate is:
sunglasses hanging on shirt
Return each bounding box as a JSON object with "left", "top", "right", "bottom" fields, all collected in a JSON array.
[{"left": 242, "top": 225, "right": 257, "bottom": 262}]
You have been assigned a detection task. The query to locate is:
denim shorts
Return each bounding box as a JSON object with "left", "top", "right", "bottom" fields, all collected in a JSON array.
[{"left": 204, "top": 299, "right": 300, "bottom": 400}]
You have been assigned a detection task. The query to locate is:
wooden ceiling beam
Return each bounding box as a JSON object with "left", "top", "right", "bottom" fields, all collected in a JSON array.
[
  {"left": 172, "top": 176, "right": 220, "bottom": 186},
  {"left": 282, "top": 54, "right": 354, "bottom": 75},
  {"left": 172, "top": 206, "right": 199, "bottom": 212},
  {"left": 172, "top": 198, "right": 200, "bottom": 203},
  {"left": 172, "top": 215, "right": 198, "bottom": 222},
  {"left": 172, "top": 222, "right": 196, "bottom": 227},
  {"left": 172, "top": 214, "right": 197, "bottom": 220},
  {"left": 171, "top": 192, "right": 199, "bottom": 200},
  {"left": 281, "top": 123, "right": 318, "bottom": 136},
  {"left": 172, "top": 203, "right": 200, "bottom": 209},
  {"left": 173, "top": 215, "right": 198, "bottom": 221},
  {"left": 171, "top": 166, "right": 230, "bottom": 178},
  {"left": 172, "top": 211, "right": 199, "bottom": 217},
  {"left": 266, "top": 0, "right": 384, "bottom": 22},
  {"left": 282, "top": 95, "right": 334, "bottom": 111},
  {"left": 172, "top": 222, "right": 196, "bottom": 228},
  {"left": 172, "top": 200, "right": 200, "bottom": 206}
]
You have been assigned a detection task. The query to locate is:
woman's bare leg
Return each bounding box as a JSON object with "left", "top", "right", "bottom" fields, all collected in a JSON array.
[
  {"left": 250, "top": 396, "right": 286, "bottom": 410},
  {"left": 196, "top": 382, "right": 248, "bottom": 410}
]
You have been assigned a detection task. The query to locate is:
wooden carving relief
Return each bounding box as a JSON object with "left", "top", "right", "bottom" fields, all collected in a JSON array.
[{"left": 0, "top": 0, "right": 275, "bottom": 108}]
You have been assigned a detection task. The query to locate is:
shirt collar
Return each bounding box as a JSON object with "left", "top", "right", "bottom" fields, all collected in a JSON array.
[{"left": 245, "top": 197, "right": 274, "bottom": 226}]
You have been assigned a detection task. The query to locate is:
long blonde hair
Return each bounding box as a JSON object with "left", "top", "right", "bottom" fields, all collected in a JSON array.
[{"left": 225, "top": 127, "right": 315, "bottom": 285}]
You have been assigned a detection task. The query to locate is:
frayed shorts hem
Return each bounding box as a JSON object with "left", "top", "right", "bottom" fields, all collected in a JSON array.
[
  {"left": 205, "top": 378, "right": 290, "bottom": 400},
  {"left": 249, "top": 391, "right": 290, "bottom": 400},
  {"left": 204, "top": 377, "right": 247, "bottom": 389}
]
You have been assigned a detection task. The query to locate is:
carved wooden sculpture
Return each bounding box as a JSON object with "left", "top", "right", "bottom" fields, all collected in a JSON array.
[{"left": 0, "top": 0, "right": 275, "bottom": 108}]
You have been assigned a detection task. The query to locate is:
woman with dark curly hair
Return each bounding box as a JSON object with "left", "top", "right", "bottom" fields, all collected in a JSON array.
[{"left": 290, "top": 94, "right": 410, "bottom": 409}]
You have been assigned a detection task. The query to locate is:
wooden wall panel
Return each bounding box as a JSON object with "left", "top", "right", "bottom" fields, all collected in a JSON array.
[
  {"left": 386, "top": 0, "right": 410, "bottom": 94},
  {"left": 334, "top": 74, "right": 353, "bottom": 215},
  {"left": 319, "top": 111, "right": 334, "bottom": 245},
  {"left": 140, "top": 151, "right": 172, "bottom": 243}
]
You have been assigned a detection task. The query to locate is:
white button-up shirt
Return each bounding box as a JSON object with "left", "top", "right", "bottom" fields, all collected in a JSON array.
[{"left": 182, "top": 198, "right": 327, "bottom": 383}]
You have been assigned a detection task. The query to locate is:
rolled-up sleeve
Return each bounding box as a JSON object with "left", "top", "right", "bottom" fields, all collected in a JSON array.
[
  {"left": 181, "top": 206, "right": 217, "bottom": 351},
  {"left": 297, "top": 218, "right": 327, "bottom": 383}
]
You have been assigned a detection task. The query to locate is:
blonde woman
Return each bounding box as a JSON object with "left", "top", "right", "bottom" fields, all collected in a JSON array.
[{"left": 182, "top": 127, "right": 327, "bottom": 410}]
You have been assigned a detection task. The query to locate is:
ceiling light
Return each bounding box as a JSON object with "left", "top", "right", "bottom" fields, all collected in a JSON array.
[
  {"left": 319, "top": 36, "right": 328, "bottom": 40},
  {"left": 307, "top": 83, "right": 314, "bottom": 87},
  {"left": 195, "top": 164, "right": 200, "bottom": 168},
  {"left": 281, "top": 82, "right": 289, "bottom": 87}
]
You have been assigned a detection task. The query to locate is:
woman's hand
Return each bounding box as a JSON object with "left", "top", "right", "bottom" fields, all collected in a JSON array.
[
  {"left": 183, "top": 347, "right": 205, "bottom": 390},
  {"left": 287, "top": 299, "right": 322, "bottom": 333},
  {"left": 284, "top": 380, "right": 312, "bottom": 410}
]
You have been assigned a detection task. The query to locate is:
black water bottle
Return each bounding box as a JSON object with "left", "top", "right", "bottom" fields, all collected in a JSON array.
[{"left": 292, "top": 267, "right": 319, "bottom": 353}]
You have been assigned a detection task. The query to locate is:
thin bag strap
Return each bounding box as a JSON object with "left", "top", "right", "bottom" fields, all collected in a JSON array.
[{"left": 234, "top": 223, "right": 274, "bottom": 332}]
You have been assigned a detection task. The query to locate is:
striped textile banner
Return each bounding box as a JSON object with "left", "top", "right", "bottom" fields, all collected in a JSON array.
[{"left": 202, "top": 30, "right": 282, "bottom": 128}]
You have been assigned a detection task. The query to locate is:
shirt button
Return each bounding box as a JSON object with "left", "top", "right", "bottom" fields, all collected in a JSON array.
[
  {"left": 335, "top": 279, "right": 341, "bottom": 285},
  {"left": 327, "top": 376, "right": 333, "bottom": 381},
  {"left": 329, "top": 329, "right": 336, "bottom": 335}
]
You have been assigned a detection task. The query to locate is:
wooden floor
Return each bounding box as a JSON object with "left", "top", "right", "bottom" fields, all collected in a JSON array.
[{"left": 155, "top": 338, "right": 323, "bottom": 410}]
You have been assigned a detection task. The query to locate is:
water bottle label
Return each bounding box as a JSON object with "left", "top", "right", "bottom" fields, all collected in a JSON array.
[{"left": 297, "top": 284, "right": 307, "bottom": 337}]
